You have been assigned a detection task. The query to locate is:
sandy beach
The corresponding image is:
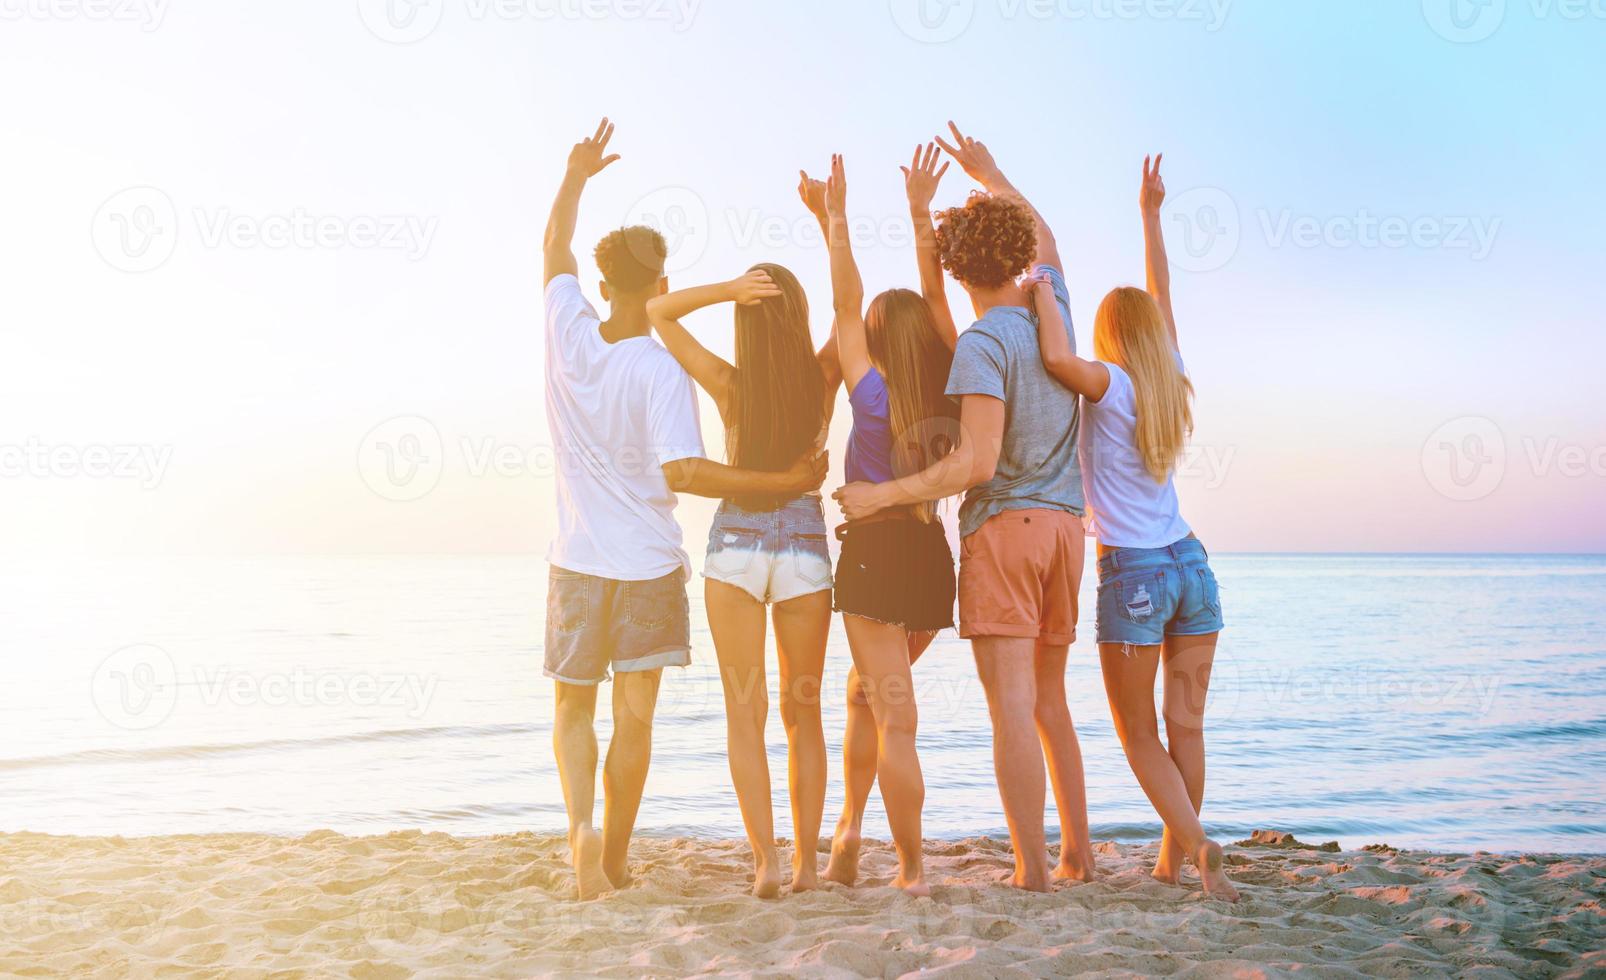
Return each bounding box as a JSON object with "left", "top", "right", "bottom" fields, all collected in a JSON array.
[{"left": 0, "top": 829, "right": 1599, "bottom": 978}]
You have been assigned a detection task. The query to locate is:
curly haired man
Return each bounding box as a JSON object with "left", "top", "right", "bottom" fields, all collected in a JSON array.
[{"left": 834, "top": 122, "right": 1095, "bottom": 892}]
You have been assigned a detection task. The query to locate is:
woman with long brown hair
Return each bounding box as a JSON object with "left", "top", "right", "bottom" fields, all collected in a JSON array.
[
  {"left": 799, "top": 150, "right": 959, "bottom": 896},
  {"left": 646, "top": 262, "right": 832, "bottom": 898}
]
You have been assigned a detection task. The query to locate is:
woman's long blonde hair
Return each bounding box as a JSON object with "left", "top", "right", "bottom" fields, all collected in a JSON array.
[
  {"left": 865, "top": 289, "right": 957, "bottom": 523},
  {"left": 1093, "top": 286, "right": 1194, "bottom": 482}
]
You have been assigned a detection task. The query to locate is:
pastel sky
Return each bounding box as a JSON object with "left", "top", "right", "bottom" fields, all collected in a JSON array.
[{"left": 2, "top": 0, "right": 1603, "bottom": 555}]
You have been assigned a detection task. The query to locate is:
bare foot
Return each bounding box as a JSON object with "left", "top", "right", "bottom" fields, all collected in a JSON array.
[
  {"left": 603, "top": 860, "right": 634, "bottom": 891},
  {"left": 791, "top": 853, "right": 820, "bottom": 893},
  {"left": 893, "top": 869, "right": 930, "bottom": 898},
  {"left": 1152, "top": 833, "right": 1185, "bottom": 884},
  {"left": 572, "top": 828, "right": 614, "bottom": 901},
  {"left": 752, "top": 851, "right": 782, "bottom": 900},
  {"left": 1053, "top": 859, "right": 1097, "bottom": 884},
  {"left": 824, "top": 825, "right": 861, "bottom": 886},
  {"left": 1010, "top": 862, "right": 1052, "bottom": 893},
  {"left": 1193, "top": 839, "right": 1240, "bottom": 903}
]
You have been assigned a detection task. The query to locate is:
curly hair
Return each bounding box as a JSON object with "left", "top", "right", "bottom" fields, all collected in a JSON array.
[
  {"left": 933, "top": 193, "right": 1036, "bottom": 290},
  {"left": 593, "top": 225, "right": 666, "bottom": 293}
]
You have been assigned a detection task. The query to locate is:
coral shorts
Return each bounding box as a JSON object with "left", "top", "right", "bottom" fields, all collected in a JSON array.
[{"left": 958, "top": 508, "right": 1085, "bottom": 646}]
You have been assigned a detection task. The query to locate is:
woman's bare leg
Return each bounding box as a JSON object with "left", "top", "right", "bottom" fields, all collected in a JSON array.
[
  {"left": 1033, "top": 643, "right": 1096, "bottom": 883},
  {"left": 1100, "top": 641, "right": 1238, "bottom": 901},
  {"left": 1153, "top": 632, "right": 1216, "bottom": 883},
  {"left": 771, "top": 589, "right": 832, "bottom": 892},
  {"left": 825, "top": 664, "right": 876, "bottom": 885},
  {"left": 842, "top": 615, "right": 929, "bottom": 895},
  {"left": 826, "top": 630, "right": 936, "bottom": 886},
  {"left": 706, "top": 580, "right": 781, "bottom": 898}
]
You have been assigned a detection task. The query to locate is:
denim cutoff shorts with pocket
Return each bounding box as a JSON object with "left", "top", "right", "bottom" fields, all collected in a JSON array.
[
  {"left": 705, "top": 494, "right": 833, "bottom": 605},
  {"left": 1095, "top": 536, "right": 1223, "bottom": 647}
]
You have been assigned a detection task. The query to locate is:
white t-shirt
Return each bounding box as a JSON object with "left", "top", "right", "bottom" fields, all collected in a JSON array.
[
  {"left": 1078, "top": 352, "right": 1192, "bottom": 550},
  {"left": 544, "top": 274, "right": 705, "bottom": 580}
]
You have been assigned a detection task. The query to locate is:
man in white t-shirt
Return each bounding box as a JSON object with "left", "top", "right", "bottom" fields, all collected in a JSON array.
[{"left": 542, "top": 119, "right": 826, "bottom": 899}]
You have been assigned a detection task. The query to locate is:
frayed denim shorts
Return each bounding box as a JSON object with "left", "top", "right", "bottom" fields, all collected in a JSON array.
[
  {"left": 1095, "top": 536, "right": 1223, "bottom": 647},
  {"left": 705, "top": 494, "right": 833, "bottom": 605},
  {"left": 544, "top": 566, "right": 692, "bottom": 686}
]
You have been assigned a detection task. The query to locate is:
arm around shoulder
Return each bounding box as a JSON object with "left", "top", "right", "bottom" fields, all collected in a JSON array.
[{"left": 1027, "top": 272, "right": 1109, "bottom": 401}]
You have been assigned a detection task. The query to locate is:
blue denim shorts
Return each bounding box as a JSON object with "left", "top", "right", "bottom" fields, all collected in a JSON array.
[
  {"left": 705, "top": 494, "right": 833, "bottom": 605},
  {"left": 544, "top": 566, "right": 691, "bottom": 686},
  {"left": 1095, "top": 537, "right": 1223, "bottom": 647}
]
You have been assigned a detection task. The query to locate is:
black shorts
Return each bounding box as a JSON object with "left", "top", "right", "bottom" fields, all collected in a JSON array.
[{"left": 833, "top": 516, "right": 956, "bottom": 633}]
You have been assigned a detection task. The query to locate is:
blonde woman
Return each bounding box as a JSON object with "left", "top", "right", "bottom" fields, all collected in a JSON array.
[
  {"left": 1029, "top": 154, "right": 1240, "bottom": 902},
  {"left": 798, "top": 151, "right": 958, "bottom": 896}
]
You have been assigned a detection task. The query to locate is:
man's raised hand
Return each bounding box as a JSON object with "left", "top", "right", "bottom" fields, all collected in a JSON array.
[
  {"left": 933, "top": 121, "right": 1001, "bottom": 187},
  {"left": 567, "top": 117, "right": 621, "bottom": 179}
]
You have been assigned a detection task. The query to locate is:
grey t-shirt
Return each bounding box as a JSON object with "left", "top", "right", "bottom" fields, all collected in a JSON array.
[{"left": 944, "top": 264, "right": 1086, "bottom": 538}]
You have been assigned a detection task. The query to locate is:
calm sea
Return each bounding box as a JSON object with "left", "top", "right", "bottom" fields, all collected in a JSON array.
[{"left": 2, "top": 554, "right": 1602, "bottom": 854}]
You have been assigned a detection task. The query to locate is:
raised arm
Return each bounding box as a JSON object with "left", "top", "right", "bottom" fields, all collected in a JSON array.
[
  {"left": 645, "top": 272, "right": 780, "bottom": 420},
  {"left": 1141, "top": 153, "right": 1178, "bottom": 348},
  {"left": 935, "top": 121, "right": 1061, "bottom": 272},
  {"left": 833, "top": 394, "right": 1003, "bottom": 520},
  {"left": 903, "top": 143, "right": 957, "bottom": 350},
  {"left": 543, "top": 117, "right": 620, "bottom": 285},
  {"left": 820, "top": 155, "right": 872, "bottom": 392},
  {"left": 1026, "top": 272, "right": 1110, "bottom": 402},
  {"left": 798, "top": 170, "right": 844, "bottom": 420}
]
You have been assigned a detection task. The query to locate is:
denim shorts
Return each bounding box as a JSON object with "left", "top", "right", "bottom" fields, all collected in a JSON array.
[
  {"left": 705, "top": 494, "right": 832, "bottom": 605},
  {"left": 543, "top": 566, "right": 691, "bottom": 686},
  {"left": 1095, "top": 537, "right": 1223, "bottom": 647}
]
